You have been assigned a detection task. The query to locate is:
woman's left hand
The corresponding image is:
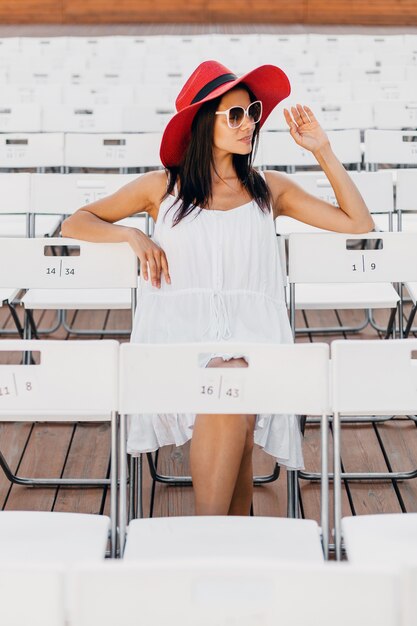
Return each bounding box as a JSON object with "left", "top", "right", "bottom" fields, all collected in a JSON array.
[{"left": 284, "top": 104, "right": 330, "bottom": 155}]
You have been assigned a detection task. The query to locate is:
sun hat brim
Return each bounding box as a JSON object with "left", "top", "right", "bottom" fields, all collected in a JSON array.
[{"left": 159, "top": 64, "right": 290, "bottom": 168}]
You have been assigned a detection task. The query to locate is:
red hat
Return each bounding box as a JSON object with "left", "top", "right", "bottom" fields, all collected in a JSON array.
[{"left": 159, "top": 60, "right": 291, "bottom": 168}]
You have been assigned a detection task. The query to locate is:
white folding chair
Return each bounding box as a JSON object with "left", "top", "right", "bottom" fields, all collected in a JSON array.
[
  {"left": 0, "top": 564, "right": 65, "bottom": 626},
  {"left": 374, "top": 100, "right": 417, "bottom": 130},
  {"left": 288, "top": 232, "right": 417, "bottom": 340},
  {"left": 62, "top": 83, "right": 135, "bottom": 106},
  {"left": 260, "top": 129, "right": 361, "bottom": 172},
  {"left": 0, "top": 511, "right": 110, "bottom": 564},
  {"left": 364, "top": 129, "right": 417, "bottom": 170},
  {"left": 69, "top": 561, "right": 400, "bottom": 626},
  {"left": 31, "top": 172, "right": 148, "bottom": 234},
  {"left": 331, "top": 339, "right": 417, "bottom": 559},
  {"left": 0, "top": 339, "right": 117, "bottom": 554},
  {"left": 64, "top": 133, "right": 163, "bottom": 172},
  {"left": 2, "top": 84, "right": 62, "bottom": 105},
  {"left": 118, "top": 342, "right": 330, "bottom": 557},
  {"left": 310, "top": 101, "right": 374, "bottom": 131},
  {"left": 29, "top": 174, "right": 146, "bottom": 336},
  {"left": 42, "top": 105, "right": 126, "bottom": 133},
  {"left": 0, "top": 133, "right": 64, "bottom": 172},
  {"left": 395, "top": 169, "right": 417, "bottom": 336},
  {"left": 342, "top": 513, "right": 417, "bottom": 569},
  {"left": 0, "top": 172, "right": 61, "bottom": 240},
  {"left": 0, "top": 237, "right": 138, "bottom": 339},
  {"left": 0, "top": 104, "right": 42, "bottom": 133},
  {"left": 0, "top": 173, "right": 31, "bottom": 336},
  {"left": 352, "top": 80, "right": 417, "bottom": 102},
  {"left": 0, "top": 172, "right": 32, "bottom": 238},
  {"left": 276, "top": 170, "right": 395, "bottom": 237}
]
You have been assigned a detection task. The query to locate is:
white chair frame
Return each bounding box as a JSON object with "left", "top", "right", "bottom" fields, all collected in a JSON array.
[
  {"left": 0, "top": 339, "right": 118, "bottom": 555},
  {"left": 331, "top": 338, "right": 417, "bottom": 559},
  {"left": 118, "top": 341, "right": 330, "bottom": 557}
]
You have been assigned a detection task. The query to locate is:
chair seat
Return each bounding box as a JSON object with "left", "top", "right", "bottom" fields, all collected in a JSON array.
[
  {"left": 0, "top": 511, "right": 110, "bottom": 563},
  {"left": 405, "top": 281, "right": 417, "bottom": 305},
  {"left": 124, "top": 516, "right": 324, "bottom": 562},
  {"left": 342, "top": 513, "right": 417, "bottom": 568},
  {"left": 22, "top": 287, "right": 134, "bottom": 309},
  {"left": 0, "top": 288, "right": 19, "bottom": 304},
  {"left": 293, "top": 282, "right": 399, "bottom": 309}
]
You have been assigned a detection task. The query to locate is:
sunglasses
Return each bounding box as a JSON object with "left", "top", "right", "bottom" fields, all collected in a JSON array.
[{"left": 215, "top": 100, "right": 263, "bottom": 129}]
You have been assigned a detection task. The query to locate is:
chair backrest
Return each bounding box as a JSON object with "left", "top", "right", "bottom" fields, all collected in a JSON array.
[
  {"left": 119, "top": 342, "right": 329, "bottom": 416},
  {"left": 374, "top": 100, "right": 417, "bottom": 130},
  {"left": 64, "top": 133, "right": 162, "bottom": 169},
  {"left": 313, "top": 101, "right": 374, "bottom": 131},
  {"left": 331, "top": 338, "right": 417, "bottom": 415},
  {"left": 289, "top": 171, "right": 394, "bottom": 215},
  {"left": 352, "top": 80, "right": 416, "bottom": 102},
  {"left": 288, "top": 232, "right": 417, "bottom": 284},
  {"left": 0, "top": 173, "right": 31, "bottom": 214},
  {"left": 364, "top": 129, "right": 417, "bottom": 167},
  {"left": 0, "top": 339, "right": 118, "bottom": 420},
  {"left": 63, "top": 83, "right": 135, "bottom": 106},
  {"left": 261, "top": 129, "right": 361, "bottom": 169},
  {"left": 0, "top": 104, "right": 42, "bottom": 133},
  {"left": 0, "top": 237, "right": 138, "bottom": 289},
  {"left": 0, "top": 133, "right": 64, "bottom": 169},
  {"left": 0, "top": 564, "right": 65, "bottom": 626},
  {"left": 30, "top": 173, "right": 138, "bottom": 215},
  {"left": 42, "top": 105, "right": 126, "bottom": 133},
  {"left": 2, "top": 84, "right": 62, "bottom": 105},
  {"left": 396, "top": 169, "right": 417, "bottom": 213},
  {"left": 69, "top": 561, "right": 400, "bottom": 626}
]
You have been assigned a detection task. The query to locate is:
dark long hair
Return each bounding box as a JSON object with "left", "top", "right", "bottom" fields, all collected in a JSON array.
[{"left": 164, "top": 85, "right": 271, "bottom": 226}]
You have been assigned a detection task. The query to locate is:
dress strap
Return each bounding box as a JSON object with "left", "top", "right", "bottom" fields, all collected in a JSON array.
[{"left": 257, "top": 169, "right": 266, "bottom": 182}]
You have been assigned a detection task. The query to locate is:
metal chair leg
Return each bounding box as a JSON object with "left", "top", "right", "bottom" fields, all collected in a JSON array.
[{"left": 146, "top": 452, "right": 280, "bottom": 486}]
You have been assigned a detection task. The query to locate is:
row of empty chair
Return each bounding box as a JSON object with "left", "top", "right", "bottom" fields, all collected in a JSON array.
[
  {"left": 1, "top": 129, "right": 417, "bottom": 170},
  {"left": 1, "top": 558, "right": 413, "bottom": 626},
  {"left": 2, "top": 100, "right": 417, "bottom": 132},
  {"left": 1, "top": 338, "right": 417, "bottom": 561},
  {"left": 0, "top": 34, "right": 416, "bottom": 71},
  {"left": 1, "top": 169, "right": 416, "bottom": 230}
]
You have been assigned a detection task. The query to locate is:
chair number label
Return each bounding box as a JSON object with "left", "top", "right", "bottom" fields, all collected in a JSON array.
[
  {"left": 0, "top": 374, "right": 34, "bottom": 399},
  {"left": 200, "top": 374, "right": 243, "bottom": 403},
  {"left": 352, "top": 255, "right": 376, "bottom": 273},
  {"left": 46, "top": 260, "right": 75, "bottom": 277}
]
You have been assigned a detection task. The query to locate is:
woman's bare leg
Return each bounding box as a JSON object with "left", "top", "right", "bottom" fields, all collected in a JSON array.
[
  {"left": 228, "top": 415, "right": 256, "bottom": 516},
  {"left": 190, "top": 412, "right": 251, "bottom": 515},
  {"left": 190, "top": 357, "right": 255, "bottom": 516}
]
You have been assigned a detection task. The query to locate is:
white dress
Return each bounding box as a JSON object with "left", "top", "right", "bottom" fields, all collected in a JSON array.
[{"left": 127, "top": 183, "right": 304, "bottom": 470}]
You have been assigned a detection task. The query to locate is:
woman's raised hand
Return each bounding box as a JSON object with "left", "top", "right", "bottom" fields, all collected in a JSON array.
[
  {"left": 284, "top": 104, "right": 330, "bottom": 155},
  {"left": 127, "top": 229, "right": 170, "bottom": 289}
]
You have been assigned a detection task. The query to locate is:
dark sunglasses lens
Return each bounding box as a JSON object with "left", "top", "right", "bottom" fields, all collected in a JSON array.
[
  {"left": 248, "top": 101, "right": 262, "bottom": 123},
  {"left": 228, "top": 107, "right": 245, "bottom": 128}
]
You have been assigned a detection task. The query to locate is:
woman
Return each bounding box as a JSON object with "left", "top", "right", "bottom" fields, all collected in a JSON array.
[{"left": 62, "top": 60, "right": 374, "bottom": 517}]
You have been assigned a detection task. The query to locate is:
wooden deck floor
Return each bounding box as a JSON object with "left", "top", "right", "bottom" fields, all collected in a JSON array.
[{"left": 1, "top": 304, "right": 417, "bottom": 531}]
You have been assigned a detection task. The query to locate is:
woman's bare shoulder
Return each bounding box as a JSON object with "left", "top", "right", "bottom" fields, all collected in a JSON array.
[
  {"left": 131, "top": 169, "right": 169, "bottom": 205},
  {"left": 262, "top": 169, "right": 291, "bottom": 191}
]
